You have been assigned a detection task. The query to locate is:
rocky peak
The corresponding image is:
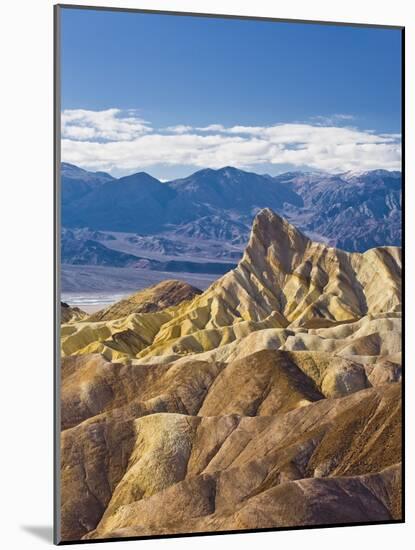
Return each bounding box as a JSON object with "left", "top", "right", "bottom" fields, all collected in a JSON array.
[
  {"left": 243, "top": 208, "right": 310, "bottom": 273},
  {"left": 251, "top": 208, "right": 309, "bottom": 245}
]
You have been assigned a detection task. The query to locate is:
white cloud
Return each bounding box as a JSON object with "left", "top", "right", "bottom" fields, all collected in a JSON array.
[
  {"left": 196, "top": 124, "right": 226, "bottom": 132},
  {"left": 61, "top": 109, "right": 401, "bottom": 175},
  {"left": 61, "top": 108, "right": 152, "bottom": 141},
  {"left": 163, "top": 125, "right": 194, "bottom": 134}
]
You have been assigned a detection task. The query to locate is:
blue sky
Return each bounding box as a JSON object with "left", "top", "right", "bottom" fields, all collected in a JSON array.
[{"left": 60, "top": 7, "right": 402, "bottom": 179}]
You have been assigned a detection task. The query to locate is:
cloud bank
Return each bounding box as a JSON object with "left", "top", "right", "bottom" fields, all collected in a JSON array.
[{"left": 61, "top": 108, "right": 401, "bottom": 175}]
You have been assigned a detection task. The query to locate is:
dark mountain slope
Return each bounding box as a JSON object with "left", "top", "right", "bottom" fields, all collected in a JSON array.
[
  {"left": 62, "top": 172, "right": 177, "bottom": 232},
  {"left": 62, "top": 166, "right": 303, "bottom": 234},
  {"left": 275, "top": 170, "right": 402, "bottom": 251},
  {"left": 170, "top": 166, "right": 303, "bottom": 212},
  {"left": 61, "top": 162, "right": 114, "bottom": 203}
]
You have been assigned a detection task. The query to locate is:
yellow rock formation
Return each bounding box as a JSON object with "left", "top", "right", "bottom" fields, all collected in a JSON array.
[{"left": 59, "top": 209, "right": 402, "bottom": 542}]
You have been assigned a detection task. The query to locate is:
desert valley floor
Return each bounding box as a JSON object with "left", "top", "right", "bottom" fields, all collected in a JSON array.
[{"left": 59, "top": 209, "right": 402, "bottom": 541}]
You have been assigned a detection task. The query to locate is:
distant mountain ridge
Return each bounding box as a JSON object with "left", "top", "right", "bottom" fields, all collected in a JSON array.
[
  {"left": 276, "top": 170, "right": 401, "bottom": 250},
  {"left": 61, "top": 163, "right": 302, "bottom": 234},
  {"left": 61, "top": 227, "right": 236, "bottom": 275},
  {"left": 61, "top": 163, "right": 401, "bottom": 253}
]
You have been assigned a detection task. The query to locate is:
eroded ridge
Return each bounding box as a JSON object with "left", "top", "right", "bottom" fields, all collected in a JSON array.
[{"left": 60, "top": 209, "right": 402, "bottom": 541}]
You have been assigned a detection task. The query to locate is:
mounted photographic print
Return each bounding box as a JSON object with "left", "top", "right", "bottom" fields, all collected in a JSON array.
[{"left": 54, "top": 4, "right": 404, "bottom": 544}]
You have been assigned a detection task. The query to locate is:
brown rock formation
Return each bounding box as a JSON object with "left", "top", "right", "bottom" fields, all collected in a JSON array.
[
  {"left": 60, "top": 301, "right": 87, "bottom": 323},
  {"left": 59, "top": 209, "right": 402, "bottom": 542},
  {"left": 88, "top": 279, "right": 202, "bottom": 321}
]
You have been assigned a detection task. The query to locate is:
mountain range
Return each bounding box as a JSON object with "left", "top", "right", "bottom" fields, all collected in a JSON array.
[
  {"left": 61, "top": 163, "right": 401, "bottom": 257},
  {"left": 59, "top": 209, "right": 402, "bottom": 541},
  {"left": 61, "top": 228, "right": 235, "bottom": 275}
]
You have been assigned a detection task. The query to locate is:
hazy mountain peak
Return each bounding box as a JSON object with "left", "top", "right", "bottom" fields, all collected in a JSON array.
[
  {"left": 219, "top": 165, "right": 246, "bottom": 176},
  {"left": 117, "top": 171, "right": 162, "bottom": 184},
  {"left": 340, "top": 168, "right": 401, "bottom": 181},
  {"left": 183, "top": 166, "right": 252, "bottom": 181},
  {"left": 61, "top": 162, "right": 82, "bottom": 173},
  {"left": 61, "top": 162, "right": 114, "bottom": 181}
]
